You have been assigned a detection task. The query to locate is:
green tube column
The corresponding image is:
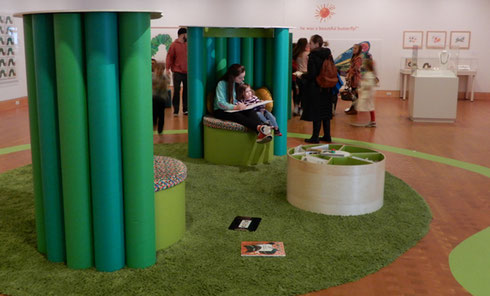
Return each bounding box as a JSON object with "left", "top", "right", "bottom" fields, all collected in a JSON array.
[
  {"left": 265, "top": 38, "right": 274, "bottom": 91},
  {"left": 53, "top": 13, "right": 93, "bottom": 269},
  {"left": 254, "top": 38, "right": 265, "bottom": 88},
  {"left": 227, "top": 37, "right": 240, "bottom": 66},
  {"left": 215, "top": 37, "right": 227, "bottom": 78},
  {"left": 23, "top": 15, "right": 46, "bottom": 254},
  {"left": 188, "top": 27, "right": 204, "bottom": 158},
  {"left": 272, "top": 28, "right": 289, "bottom": 156},
  {"left": 85, "top": 12, "right": 125, "bottom": 272},
  {"left": 205, "top": 37, "right": 216, "bottom": 97},
  {"left": 242, "top": 38, "right": 253, "bottom": 86},
  {"left": 287, "top": 33, "right": 293, "bottom": 120},
  {"left": 119, "top": 12, "right": 155, "bottom": 269},
  {"left": 32, "top": 13, "right": 65, "bottom": 263}
]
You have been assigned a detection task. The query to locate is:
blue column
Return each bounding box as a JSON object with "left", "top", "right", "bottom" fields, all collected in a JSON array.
[
  {"left": 272, "top": 28, "right": 289, "bottom": 156},
  {"left": 227, "top": 37, "right": 240, "bottom": 65}
]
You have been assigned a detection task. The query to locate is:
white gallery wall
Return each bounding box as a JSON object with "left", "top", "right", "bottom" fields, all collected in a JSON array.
[{"left": 1, "top": 0, "right": 489, "bottom": 101}]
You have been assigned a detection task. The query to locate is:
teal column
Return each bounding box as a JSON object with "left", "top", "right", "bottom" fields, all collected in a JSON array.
[
  {"left": 287, "top": 33, "right": 293, "bottom": 120},
  {"left": 23, "top": 15, "right": 46, "bottom": 254},
  {"left": 32, "top": 13, "right": 65, "bottom": 263},
  {"left": 85, "top": 12, "right": 125, "bottom": 272},
  {"left": 272, "top": 28, "right": 289, "bottom": 156},
  {"left": 265, "top": 38, "right": 273, "bottom": 91},
  {"left": 227, "top": 37, "right": 240, "bottom": 66},
  {"left": 119, "top": 12, "right": 155, "bottom": 269},
  {"left": 254, "top": 38, "right": 265, "bottom": 88},
  {"left": 205, "top": 37, "right": 216, "bottom": 109},
  {"left": 188, "top": 27, "right": 204, "bottom": 158},
  {"left": 53, "top": 13, "right": 93, "bottom": 269},
  {"left": 242, "top": 38, "right": 253, "bottom": 86},
  {"left": 215, "top": 37, "right": 227, "bottom": 78}
]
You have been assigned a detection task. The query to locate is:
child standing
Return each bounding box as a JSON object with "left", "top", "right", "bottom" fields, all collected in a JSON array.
[
  {"left": 350, "top": 59, "right": 377, "bottom": 127},
  {"left": 236, "top": 84, "right": 282, "bottom": 136}
]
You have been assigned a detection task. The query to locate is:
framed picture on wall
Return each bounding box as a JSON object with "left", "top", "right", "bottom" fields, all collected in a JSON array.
[
  {"left": 403, "top": 31, "right": 423, "bottom": 49},
  {"left": 450, "top": 31, "right": 471, "bottom": 49},
  {"left": 426, "top": 31, "right": 446, "bottom": 49}
]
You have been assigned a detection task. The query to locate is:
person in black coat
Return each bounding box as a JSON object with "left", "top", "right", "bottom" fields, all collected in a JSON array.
[{"left": 300, "top": 34, "right": 336, "bottom": 143}]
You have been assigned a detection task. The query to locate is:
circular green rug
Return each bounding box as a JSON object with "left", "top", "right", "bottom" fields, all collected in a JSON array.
[{"left": 0, "top": 143, "right": 432, "bottom": 296}]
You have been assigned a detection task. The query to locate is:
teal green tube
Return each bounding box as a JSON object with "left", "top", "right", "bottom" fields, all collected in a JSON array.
[
  {"left": 242, "top": 38, "right": 253, "bottom": 86},
  {"left": 32, "top": 13, "right": 65, "bottom": 263},
  {"left": 215, "top": 38, "right": 227, "bottom": 78},
  {"left": 227, "top": 37, "right": 240, "bottom": 65},
  {"left": 265, "top": 38, "right": 273, "bottom": 91},
  {"left": 272, "top": 28, "right": 289, "bottom": 156},
  {"left": 253, "top": 38, "right": 265, "bottom": 88},
  {"left": 206, "top": 37, "right": 216, "bottom": 97},
  {"left": 118, "top": 12, "right": 155, "bottom": 269},
  {"left": 53, "top": 13, "right": 93, "bottom": 269},
  {"left": 85, "top": 12, "right": 125, "bottom": 272},
  {"left": 188, "top": 27, "right": 204, "bottom": 159},
  {"left": 287, "top": 33, "right": 293, "bottom": 120},
  {"left": 23, "top": 15, "right": 46, "bottom": 255}
]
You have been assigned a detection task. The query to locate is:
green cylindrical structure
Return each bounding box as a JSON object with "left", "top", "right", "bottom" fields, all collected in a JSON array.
[
  {"left": 53, "top": 13, "right": 93, "bottom": 269},
  {"left": 215, "top": 37, "right": 227, "bottom": 78},
  {"left": 32, "top": 13, "right": 65, "bottom": 263},
  {"left": 265, "top": 38, "right": 274, "bottom": 91},
  {"left": 287, "top": 33, "right": 293, "bottom": 120},
  {"left": 242, "top": 38, "right": 254, "bottom": 86},
  {"left": 253, "top": 38, "right": 265, "bottom": 88},
  {"left": 118, "top": 12, "right": 156, "bottom": 268},
  {"left": 272, "top": 28, "right": 289, "bottom": 156},
  {"left": 85, "top": 12, "right": 125, "bottom": 272},
  {"left": 205, "top": 37, "right": 216, "bottom": 99},
  {"left": 188, "top": 27, "right": 204, "bottom": 158},
  {"left": 227, "top": 37, "right": 240, "bottom": 66},
  {"left": 23, "top": 15, "right": 46, "bottom": 254}
]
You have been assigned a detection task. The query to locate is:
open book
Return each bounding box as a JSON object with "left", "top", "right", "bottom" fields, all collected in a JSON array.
[
  {"left": 241, "top": 241, "right": 286, "bottom": 257},
  {"left": 225, "top": 100, "right": 272, "bottom": 113}
]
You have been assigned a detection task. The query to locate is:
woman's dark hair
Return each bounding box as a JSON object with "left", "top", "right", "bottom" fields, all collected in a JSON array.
[
  {"left": 310, "top": 35, "right": 324, "bottom": 48},
  {"left": 219, "top": 64, "right": 245, "bottom": 103},
  {"left": 292, "top": 38, "right": 308, "bottom": 60}
]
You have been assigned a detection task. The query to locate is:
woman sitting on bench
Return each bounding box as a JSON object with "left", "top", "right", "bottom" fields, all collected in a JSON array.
[{"left": 213, "top": 64, "right": 273, "bottom": 144}]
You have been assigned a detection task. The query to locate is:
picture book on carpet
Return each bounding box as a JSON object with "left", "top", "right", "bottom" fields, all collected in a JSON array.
[
  {"left": 241, "top": 241, "right": 286, "bottom": 257},
  {"left": 228, "top": 216, "right": 261, "bottom": 232}
]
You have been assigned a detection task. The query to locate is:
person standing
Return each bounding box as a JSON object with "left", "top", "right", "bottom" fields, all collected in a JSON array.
[
  {"left": 350, "top": 59, "right": 377, "bottom": 127},
  {"left": 166, "top": 28, "right": 188, "bottom": 116},
  {"left": 300, "top": 35, "right": 336, "bottom": 143},
  {"left": 292, "top": 38, "right": 309, "bottom": 116},
  {"left": 345, "top": 43, "right": 363, "bottom": 115}
]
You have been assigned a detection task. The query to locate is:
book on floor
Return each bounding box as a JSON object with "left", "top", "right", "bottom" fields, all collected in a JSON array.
[
  {"left": 228, "top": 216, "right": 261, "bottom": 232},
  {"left": 241, "top": 241, "right": 286, "bottom": 257}
]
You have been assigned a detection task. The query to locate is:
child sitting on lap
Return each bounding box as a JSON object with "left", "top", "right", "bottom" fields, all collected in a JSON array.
[{"left": 236, "top": 84, "right": 282, "bottom": 136}]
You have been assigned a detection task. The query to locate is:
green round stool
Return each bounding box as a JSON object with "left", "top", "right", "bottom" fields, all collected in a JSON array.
[
  {"left": 203, "top": 115, "right": 274, "bottom": 166},
  {"left": 153, "top": 156, "right": 186, "bottom": 250}
]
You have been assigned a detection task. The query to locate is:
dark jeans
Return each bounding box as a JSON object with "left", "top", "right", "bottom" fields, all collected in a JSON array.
[
  {"left": 172, "top": 72, "right": 188, "bottom": 114},
  {"left": 213, "top": 109, "right": 263, "bottom": 133},
  {"left": 153, "top": 95, "right": 165, "bottom": 134},
  {"left": 312, "top": 119, "right": 331, "bottom": 141}
]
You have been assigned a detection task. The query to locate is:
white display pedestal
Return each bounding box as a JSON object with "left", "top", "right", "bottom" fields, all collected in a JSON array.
[{"left": 408, "top": 70, "right": 458, "bottom": 122}]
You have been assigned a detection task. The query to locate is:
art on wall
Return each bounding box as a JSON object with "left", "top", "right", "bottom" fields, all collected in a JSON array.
[
  {"left": 450, "top": 31, "right": 471, "bottom": 49},
  {"left": 403, "top": 31, "right": 423, "bottom": 49},
  {"left": 150, "top": 27, "right": 177, "bottom": 64},
  {"left": 0, "top": 14, "right": 17, "bottom": 82},
  {"left": 426, "top": 31, "right": 446, "bottom": 49}
]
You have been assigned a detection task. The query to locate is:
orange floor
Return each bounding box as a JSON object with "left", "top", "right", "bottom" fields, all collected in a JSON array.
[{"left": 1, "top": 95, "right": 489, "bottom": 295}]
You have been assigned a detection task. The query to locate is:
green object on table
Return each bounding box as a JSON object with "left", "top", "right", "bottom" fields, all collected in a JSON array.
[
  {"left": 32, "top": 13, "right": 65, "bottom": 263},
  {"left": 84, "top": 12, "right": 125, "bottom": 272},
  {"left": 203, "top": 126, "right": 274, "bottom": 166},
  {"left": 187, "top": 27, "right": 205, "bottom": 159},
  {"left": 242, "top": 38, "right": 254, "bottom": 86},
  {"left": 272, "top": 28, "right": 289, "bottom": 156},
  {"left": 22, "top": 15, "right": 46, "bottom": 255},
  {"left": 118, "top": 12, "right": 156, "bottom": 269},
  {"left": 253, "top": 37, "right": 265, "bottom": 88},
  {"left": 53, "top": 13, "right": 93, "bottom": 269},
  {"left": 154, "top": 183, "right": 186, "bottom": 250}
]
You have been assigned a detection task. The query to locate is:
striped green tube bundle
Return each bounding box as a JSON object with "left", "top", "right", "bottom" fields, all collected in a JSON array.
[{"left": 23, "top": 12, "right": 156, "bottom": 271}]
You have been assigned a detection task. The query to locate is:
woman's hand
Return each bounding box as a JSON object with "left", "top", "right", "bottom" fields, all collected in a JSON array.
[{"left": 234, "top": 102, "right": 246, "bottom": 110}]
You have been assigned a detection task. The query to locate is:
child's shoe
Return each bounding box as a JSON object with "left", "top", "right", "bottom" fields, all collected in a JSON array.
[
  {"left": 367, "top": 121, "right": 376, "bottom": 127},
  {"left": 274, "top": 128, "right": 282, "bottom": 136},
  {"left": 256, "top": 125, "right": 272, "bottom": 144}
]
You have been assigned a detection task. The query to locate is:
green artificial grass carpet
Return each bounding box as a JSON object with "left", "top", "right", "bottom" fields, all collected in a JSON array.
[{"left": 0, "top": 143, "right": 432, "bottom": 296}]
